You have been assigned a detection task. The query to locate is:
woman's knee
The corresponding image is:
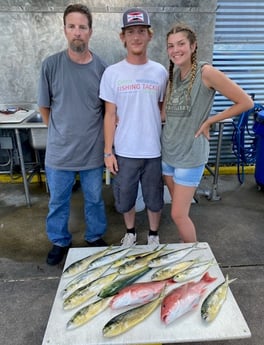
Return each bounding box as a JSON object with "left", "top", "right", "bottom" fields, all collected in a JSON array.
[{"left": 171, "top": 208, "right": 183, "bottom": 224}]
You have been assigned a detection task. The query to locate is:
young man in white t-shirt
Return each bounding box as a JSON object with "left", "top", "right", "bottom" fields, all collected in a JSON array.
[{"left": 100, "top": 7, "right": 168, "bottom": 247}]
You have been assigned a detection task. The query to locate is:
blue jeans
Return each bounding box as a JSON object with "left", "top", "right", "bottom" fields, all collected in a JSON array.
[{"left": 45, "top": 166, "right": 107, "bottom": 246}]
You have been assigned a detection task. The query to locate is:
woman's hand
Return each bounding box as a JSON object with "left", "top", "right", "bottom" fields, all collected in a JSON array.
[{"left": 195, "top": 119, "right": 211, "bottom": 140}]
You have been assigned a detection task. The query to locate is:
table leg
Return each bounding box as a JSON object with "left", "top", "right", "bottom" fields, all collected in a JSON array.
[
  {"left": 105, "top": 168, "right": 111, "bottom": 185},
  {"left": 196, "top": 121, "right": 226, "bottom": 201},
  {"left": 14, "top": 128, "right": 31, "bottom": 207},
  {"left": 207, "top": 122, "right": 224, "bottom": 201}
]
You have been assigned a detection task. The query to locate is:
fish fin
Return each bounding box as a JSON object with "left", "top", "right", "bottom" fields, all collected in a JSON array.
[
  {"left": 191, "top": 241, "right": 205, "bottom": 251},
  {"left": 160, "top": 284, "right": 167, "bottom": 298},
  {"left": 157, "top": 244, "right": 168, "bottom": 250}
]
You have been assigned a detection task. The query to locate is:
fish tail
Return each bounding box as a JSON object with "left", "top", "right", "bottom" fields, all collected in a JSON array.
[
  {"left": 201, "top": 272, "right": 217, "bottom": 283},
  {"left": 225, "top": 274, "right": 237, "bottom": 285},
  {"left": 167, "top": 278, "right": 176, "bottom": 285}
]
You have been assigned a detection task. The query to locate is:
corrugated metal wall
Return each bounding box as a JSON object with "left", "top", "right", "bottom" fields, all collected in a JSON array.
[
  {"left": 214, "top": 0, "right": 264, "bottom": 44},
  {"left": 209, "top": 0, "right": 264, "bottom": 164}
]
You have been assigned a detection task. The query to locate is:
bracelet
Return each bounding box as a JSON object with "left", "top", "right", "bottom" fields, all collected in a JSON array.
[{"left": 104, "top": 153, "right": 112, "bottom": 158}]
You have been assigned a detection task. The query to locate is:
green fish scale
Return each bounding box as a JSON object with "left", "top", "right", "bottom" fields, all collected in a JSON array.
[{"left": 98, "top": 266, "right": 151, "bottom": 298}]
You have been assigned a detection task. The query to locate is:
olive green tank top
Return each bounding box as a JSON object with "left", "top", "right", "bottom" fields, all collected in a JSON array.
[{"left": 161, "top": 61, "right": 215, "bottom": 168}]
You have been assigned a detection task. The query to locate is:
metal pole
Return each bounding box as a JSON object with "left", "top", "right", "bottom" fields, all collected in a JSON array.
[
  {"left": 14, "top": 128, "right": 31, "bottom": 207},
  {"left": 208, "top": 121, "right": 225, "bottom": 201}
]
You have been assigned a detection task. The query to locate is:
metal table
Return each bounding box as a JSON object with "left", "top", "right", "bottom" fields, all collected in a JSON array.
[
  {"left": 0, "top": 116, "right": 231, "bottom": 207},
  {"left": 197, "top": 119, "right": 233, "bottom": 201},
  {"left": 0, "top": 110, "right": 47, "bottom": 207}
]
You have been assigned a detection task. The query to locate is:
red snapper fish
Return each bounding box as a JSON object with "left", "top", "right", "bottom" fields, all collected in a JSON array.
[
  {"left": 161, "top": 272, "right": 217, "bottom": 325},
  {"left": 110, "top": 279, "right": 176, "bottom": 310}
]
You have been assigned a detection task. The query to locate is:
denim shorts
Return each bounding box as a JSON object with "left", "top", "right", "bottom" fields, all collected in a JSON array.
[{"left": 162, "top": 161, "right": 205, "bottom": 187}]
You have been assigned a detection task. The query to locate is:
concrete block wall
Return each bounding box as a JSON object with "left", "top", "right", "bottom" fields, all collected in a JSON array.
[{"left": 0, "top": 0, "right": 217, "bottom": 109}]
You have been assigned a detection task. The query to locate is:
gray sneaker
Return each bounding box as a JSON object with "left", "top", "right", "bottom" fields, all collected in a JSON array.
[
  {"left": 147, "top": 235, "right": 160, "bottom": 246},
  {"left": 120, "top": 233, "right": 137, "bottom": 247}
]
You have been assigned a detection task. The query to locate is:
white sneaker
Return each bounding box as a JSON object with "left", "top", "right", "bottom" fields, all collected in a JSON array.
[
  {"left": 120, "top": 233, "right": 137, "bottom": 247},
  {"left": 147, "top": 235, "right": 160, "bottom": 246}
]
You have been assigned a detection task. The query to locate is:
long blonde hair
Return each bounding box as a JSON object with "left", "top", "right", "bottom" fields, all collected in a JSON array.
[{"left": 167, "top": 23, "right": 198, "bottom": 98}]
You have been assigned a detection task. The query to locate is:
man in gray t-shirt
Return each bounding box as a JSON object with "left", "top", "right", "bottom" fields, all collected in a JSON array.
[{"left": 38, "top": 4, "right": 107, "bottom": 265}]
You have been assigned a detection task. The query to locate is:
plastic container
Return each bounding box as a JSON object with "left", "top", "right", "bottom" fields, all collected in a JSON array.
[{"left": 253, "top": 110, "right": 264, "bottom": 190}]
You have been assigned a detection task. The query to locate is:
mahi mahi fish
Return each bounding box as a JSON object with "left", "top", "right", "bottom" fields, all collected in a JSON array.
[
  {"left": 66, "top": 296, "right": 112, "bottom": 329},
  {"left": 151, "top": 257, "right": 200, "bottom": 281},
  {"left": 63, "top": 271, "right": 118, "bottom": 310},
  {"left": 98, "top": 265, "right": 151, "bottom": 299},
  {"left": 161, "top": 272, "right": 217, "bottom": 325},
  {"left": 62, "top": 246, "right": 113, "bottom": 278},
  {"left": 87, "top": 245, "right": 135, "bottom": 270},
  {"left": 201, "top": 274, "right": 236, "bottom": 322},
  {"left": 173, "top": 259, "right": 216, "bottom": 283},
  {"left": 148, "top": 242, "right": 201, "bottom": 268},
  {"left": 110, "top": 278, "right": 175, "bottom": 309},
  {"left": 61, "top": 263, "right": 112, "bottom": 299},
  {"left": 118, "top": 245, "right": 167, "bottom": 275},
  {"left": 103, "top": 289, "right": 165, "bottom": 337},
  {"left": 111, "top": 249, "right": 157, "bottom": 269}
]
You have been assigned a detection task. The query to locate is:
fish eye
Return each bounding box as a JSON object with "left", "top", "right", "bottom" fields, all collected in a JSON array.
[{"left": 202, "top": 312, "right": 208, "bottom": 319}]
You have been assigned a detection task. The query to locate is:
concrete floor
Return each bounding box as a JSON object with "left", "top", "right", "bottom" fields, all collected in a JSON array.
[{"left": 0, "top": 173, "right": 263, "bottom": 345}]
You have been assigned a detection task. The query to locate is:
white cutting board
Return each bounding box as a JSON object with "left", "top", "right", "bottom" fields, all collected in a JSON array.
[{"left": 42, "top": 242, "right": 251, "bottom": 345}]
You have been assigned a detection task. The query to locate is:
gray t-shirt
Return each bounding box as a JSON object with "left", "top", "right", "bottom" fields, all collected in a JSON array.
[
  {"left": 38, "top": 50, "right": 107, "bottom": 170},
  {"left": 161, "top": 61, "right": 215, "bottom": 168}
]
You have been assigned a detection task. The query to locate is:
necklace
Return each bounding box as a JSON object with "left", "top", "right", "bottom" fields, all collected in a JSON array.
[{"left": 180, "top": 68, "right": 191, "bottom": 80}]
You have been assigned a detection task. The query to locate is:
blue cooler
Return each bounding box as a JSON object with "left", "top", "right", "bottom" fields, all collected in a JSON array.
[{"left": 253, "top": 110, "right": 264, "bottom": 190}]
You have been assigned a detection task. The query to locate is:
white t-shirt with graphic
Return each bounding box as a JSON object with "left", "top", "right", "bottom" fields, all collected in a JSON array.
[{"left": 100, "top": 59, "right": 168, "bottom": 158}]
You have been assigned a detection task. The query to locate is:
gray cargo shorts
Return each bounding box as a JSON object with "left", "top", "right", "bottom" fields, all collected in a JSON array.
[{"left": 113, "top": 155, "right": 164, "bottom": 213}]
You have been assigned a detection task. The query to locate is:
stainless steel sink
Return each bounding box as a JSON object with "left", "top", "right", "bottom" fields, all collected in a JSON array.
[
  {"left": 27, "top": 113, "right": 47, "bottom": 150},
  {"left": 26, "top": 112, "right": 43, "bottom": 123}
]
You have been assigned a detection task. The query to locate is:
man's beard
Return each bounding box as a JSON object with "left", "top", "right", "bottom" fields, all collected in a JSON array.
[{"left": 70, "top": 40, "right": 86, "bottom": 53}]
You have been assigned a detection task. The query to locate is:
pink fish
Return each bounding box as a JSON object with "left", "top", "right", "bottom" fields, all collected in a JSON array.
[
  {"left": 110, "top": 279, "right": 175, "bottom": 310},
  {"left": 161, "top": 272, "right": 217, "bottom": 325}
]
